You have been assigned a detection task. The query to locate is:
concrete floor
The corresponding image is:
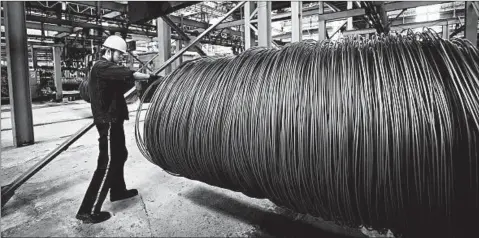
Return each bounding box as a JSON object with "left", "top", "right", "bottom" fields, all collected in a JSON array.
[{"left": 1, "top": 100, "right": 380, "bottom": 237}]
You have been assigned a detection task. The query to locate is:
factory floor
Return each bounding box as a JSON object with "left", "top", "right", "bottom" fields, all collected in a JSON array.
[{"left": 1, "top": 100, "right": 381, "bottom": 237}]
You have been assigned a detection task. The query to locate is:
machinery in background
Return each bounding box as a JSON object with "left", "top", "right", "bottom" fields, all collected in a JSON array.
[
  {"left": 1, "top": 67, "right": 8, "bottom": 100},
  {"left": 1, "top": 67, "right": 85, "bottom": 103},
  {"left": 1, "top": 66, "right": 41, "bottom": 103}
]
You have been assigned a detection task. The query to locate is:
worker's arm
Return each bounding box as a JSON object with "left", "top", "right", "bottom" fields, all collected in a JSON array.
[
  {"left": 133, "top": 72, "right": 151, "bottom": 81},
  {"left": 96, "top": 62, "right": 135, "bottom": 81},
  {"left": 96, "top": 61, "right": 159, "bottom": 81}
]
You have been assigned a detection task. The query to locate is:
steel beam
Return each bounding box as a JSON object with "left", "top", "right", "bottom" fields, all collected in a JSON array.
[
  {"left": 244, "top": 2, "right": 257, "bottom": 49},
  {"left": 246, "top": 16, "right": 283, "bottom": 47},
  {"left": 0, "top": 18, "right": 73, "bottom": 33},
  {"left": 383, "top": 1, "right": 450, "bottom": 12},
  {"left": 217, "top": 18, "right": 246, "bottom": 29},
  {"left": 465, "top": 1, "right": 478, "bottom": 46},
  {"left": 274, "top": 27, "right": 334, "bottom": 40},
  {"left": 75, "top": 1, "right": 126, "bottom": 13},
  {"left": 343, "top": 17, "right": 461, "bottom": 36},
  {"left": 25, "top": 15, "right": 132, "bottom": 36},
  {"left": 22, "top": 2, "right": 243, "bottom": 38},
  {"left": 316, "top": 8, "right": 365, "bottom": 21},
  {"left": 2, "top": 25, "right": 238, "bottom": 48},
  {"left": 375, "top": 1, "right": 390, "bottom": 34},
  {"left": 257, "top": 1, "right": 272, "bottom": 48},
  {"left": 347, "top": 2, "right": 353, "bottom": 30},
  {"left": 291, "top": 1, "right": 303, "bottom": 42},
  {"left": 168, "top": 15, "right": 208, "bottom": 29},
  {"left": 53, "top": 46, "right": 63, "bottom": 101},
  {"left": 4, "top": 1, "right": 35, "bottom": 147},
  {"left": 160, "top": 16, "right": 206, "bottom": 56},
  {"left": 175, "top": 39, "right": 183, "bottom": 68},
  {"left": 474, "top": 2, "right": 479, "bottom": 16},
  {"left": 318, "top": 1, "right": 327, "bottom": 41},
  {"left": 152, "top": 1, "right": 246, "bottom": 76},
  {"left": 217, "top": 1, "right": 453, "bottom": 29},
  {"left": 442, "top": 24, "right": 450, "bottom": 39},
  {"left": 155, "top": 18, "right": 172, "bottom": 76},
  {"left": 168, "top": 15, "right": 242, "bottom": 37}
]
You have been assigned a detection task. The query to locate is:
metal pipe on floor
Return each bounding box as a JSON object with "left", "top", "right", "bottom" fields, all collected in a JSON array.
[{"left": 4, "top": 1, "right": 35, "bottom": 147}]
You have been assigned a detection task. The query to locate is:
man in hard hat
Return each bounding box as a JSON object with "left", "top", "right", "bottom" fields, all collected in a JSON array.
[{"left": 76, "top": 35, "right": 158, "bottom": 224}]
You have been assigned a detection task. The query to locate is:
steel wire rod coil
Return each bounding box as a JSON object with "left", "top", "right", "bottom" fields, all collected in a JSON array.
[
  {"left": 78, "top": 79, "right": 90, "bottom": 102},
  {"left": 135, "top": 31, "right": 479, "bottom": 238},
  {"left": 62, "top": 78, "right": 83, "bottom": 91}
]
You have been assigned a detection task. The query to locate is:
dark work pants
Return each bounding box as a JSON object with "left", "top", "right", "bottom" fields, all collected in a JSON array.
[{"left": 77, "top": 120, "right": 128, "bottom": 215}]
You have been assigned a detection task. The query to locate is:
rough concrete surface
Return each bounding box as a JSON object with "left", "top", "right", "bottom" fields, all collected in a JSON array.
[{"left": 1, "top": 100, "right": 375, "bottom": 237}]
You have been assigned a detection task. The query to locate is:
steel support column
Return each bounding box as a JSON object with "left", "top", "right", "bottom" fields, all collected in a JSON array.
[
  {"left": 442, "top": 25, "right": 450, "bottom": 40},
  {"left": 347, "top": 1, "right": 353, "bottom": 30},
  {"left": 176, "top": 40, "right": 183, "bottom": 68},
  {"left": 465, "top": 1, "right": 478, "bottom": 46},
  {"left": 244, "top": 1, "right": 257, "bottom": 49},
  {"left": 160, "top": 16, "right": 206, "bottom": 56},
  {"left": 155, "top": 17, "right": 172, "bottom": 76},
  {"left": 152, "top": 1, "right": 246, "bottom": 76},
  {"left": 374, "top": 1, "right": 389, "bottom": 34},
  {"left": 53, "top": 46, "right": 63, "bottom": 102},
  {"left": 318, "top": 1, "right": 326, "bottom": 41},
  {"left": 257, "top": 1, "right": 272, "bottom": 48},
  {"left": 291, "top": 1, "right": 303, "bottom": 42},
  {"left": 4, "top": 1, "right": 34, "bottom": 147},
  {"left": 32, "top": 46, "right": 38, "bottom": 69}
]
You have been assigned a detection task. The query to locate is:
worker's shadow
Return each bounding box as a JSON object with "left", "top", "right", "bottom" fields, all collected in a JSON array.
[
  {"left": 108, "top": 195, "right": 140, "bottom": 213},
  {"left": 1, "top": 176, "right": 79, "bottom": 217},
  {"left": 182, "top": 187, "right": 364, "bottom": 238}
]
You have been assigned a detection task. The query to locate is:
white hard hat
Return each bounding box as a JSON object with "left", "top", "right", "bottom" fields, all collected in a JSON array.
[{"left": 103, "top": 35, "right": 127, "bottom": 54}]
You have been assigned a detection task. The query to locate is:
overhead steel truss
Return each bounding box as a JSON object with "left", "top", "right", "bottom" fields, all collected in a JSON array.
[
  {"left": 216, "top": 1, "right": 453, "bottom": 29},
  {"left": 1, "top": 1, "right": 244, "bottom": 49}
]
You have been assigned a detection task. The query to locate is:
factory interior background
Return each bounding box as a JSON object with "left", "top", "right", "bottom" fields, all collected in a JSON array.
[{"left": 2, "top": 1, "right": 479, "bottom": 237}]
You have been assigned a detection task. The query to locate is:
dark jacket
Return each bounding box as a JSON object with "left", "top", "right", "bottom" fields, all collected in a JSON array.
[{"left": 89, "top": 58, "right": 135, "bottom": 124}]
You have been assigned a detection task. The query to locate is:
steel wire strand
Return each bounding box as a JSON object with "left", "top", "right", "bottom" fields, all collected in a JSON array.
[{"left": 135, "top": 33, "right": 479, "bottom": 238}]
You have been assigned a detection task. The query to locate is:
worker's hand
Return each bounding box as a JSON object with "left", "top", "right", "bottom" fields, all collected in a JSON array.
[
  {"left": 149, "top": 74, "right": 162, "bottom": 81},
  {"left": 133, "top": 72, "right": 151, "bottom": 81}
]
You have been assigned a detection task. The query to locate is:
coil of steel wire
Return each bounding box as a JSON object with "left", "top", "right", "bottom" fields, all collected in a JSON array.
[
  {"left": 135, "top": 31, "right": 479, "bottom": 238},
  {"left": 78, "top": 79, "right": 90, "bottom": 102},
  {"left": 135, "top": 76, "right": 163, "bottom": 103},
  {"left": 62, "top": 78, "right": 83, "bottom": 91}
]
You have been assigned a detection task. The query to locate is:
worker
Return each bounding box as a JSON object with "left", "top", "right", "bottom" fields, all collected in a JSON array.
[{"left": 76, "top": 35, "right": 159, "bottom": 224}]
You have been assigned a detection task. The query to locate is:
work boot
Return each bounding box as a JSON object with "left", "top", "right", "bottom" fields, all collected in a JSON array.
[
  {"left": 76, "top": 211, "right": 111, "bottom": 224},
  {"left": 110, "top": 189, "right": 138, "bottom": 202}
]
